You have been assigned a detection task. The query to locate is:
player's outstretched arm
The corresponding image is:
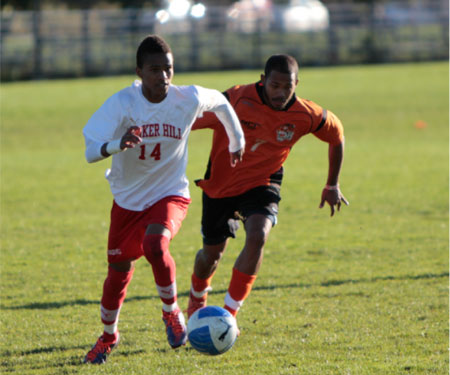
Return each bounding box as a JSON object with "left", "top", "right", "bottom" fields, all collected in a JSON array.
[
  {"left": 199, "top": 87, "right": 245, "bottom": 160},
  {"left": 318, "top": 141, "right": 349, "bottom": 216}
]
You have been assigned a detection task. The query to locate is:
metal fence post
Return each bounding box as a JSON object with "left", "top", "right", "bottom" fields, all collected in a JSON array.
[
  {"left": 32, "top": 1, "right": 42, "bottom": 79},
  {"left": 82, "top": 9, "right": 90, "bottom": 76},
  {"left": 252, "top": 16, "right": 262, "bottom": 68},
  {"left": 441, "top": 1, "right": 449, "bottom": 56},
  {"left": 366, "top": 0, "right": 382, "bottom": 63},
  {"left": 190, "top": 17, "right": 200, "bottom": 71},
  {"left": 327, "top": 21, "right": 339, "bottom": 65}
]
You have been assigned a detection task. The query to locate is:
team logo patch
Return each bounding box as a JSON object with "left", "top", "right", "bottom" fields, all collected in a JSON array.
[
  {"left": 276, "top": 123, "right": 295, "bottom": 142},
  {"left": 158, "top": 285, "right": 175, "bottom": 298},
  {"left": 108, "top": 248, "right": 122, "bottom": 256}
]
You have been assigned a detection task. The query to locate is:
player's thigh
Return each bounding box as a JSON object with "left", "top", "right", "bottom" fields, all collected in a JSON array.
[
  {"left": 145, "top": 195, "right": 191, "bottom": 239},
  {"left": 238, "top": 185, "right": 281, "bottom": 227},
  {"left": 243, "top": 213, "right": 273, "bottom": 247},
  {"left": 201, "top": 193, "right": 239, "bottom": 245},
  {"left": 107, "top": 201, "right": 147, "bottom": 263}
]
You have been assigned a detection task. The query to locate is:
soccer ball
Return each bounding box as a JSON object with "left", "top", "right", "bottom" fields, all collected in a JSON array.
[{"left": 187, "top": 306, "right": 238, "bottom": 355}]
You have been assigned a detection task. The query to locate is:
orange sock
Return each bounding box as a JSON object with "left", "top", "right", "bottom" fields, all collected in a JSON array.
[
  {"left": 224, "top": 268, "right": 257, "bottom": 316},
  {"left": 190, "top": 272, "right": 214, "bottom": 299}
]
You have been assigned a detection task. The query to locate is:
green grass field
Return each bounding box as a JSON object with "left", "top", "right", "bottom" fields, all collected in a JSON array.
[{"left": 1, "top": 62, "right": 448, "bottom": 375}]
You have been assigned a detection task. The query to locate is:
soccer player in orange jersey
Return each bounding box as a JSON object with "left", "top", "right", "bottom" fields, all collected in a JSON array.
[{"left": 187, "top": 54, "right": 349, "bottom": 327}]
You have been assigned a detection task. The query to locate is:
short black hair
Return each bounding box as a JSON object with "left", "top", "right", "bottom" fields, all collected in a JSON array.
[
  {"left": 136, "top": 35, "right": 172, "bottom": 68},
  {"left": 264, "top": 54, "right": 298, "bottom": 77}
]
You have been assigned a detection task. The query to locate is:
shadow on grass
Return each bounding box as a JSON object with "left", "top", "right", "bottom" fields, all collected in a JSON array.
[
  {"left": 2, "top": 344, "right": 87, "bottom": 356},
  {"left": 1, "top": 345, "right": 146, "bottom": 370},
  {"left": 2, "top": 271, "right": 448, "bottom": 311},
  {"left": 0, "top": 295, "right": 161, "bottom": 310}
]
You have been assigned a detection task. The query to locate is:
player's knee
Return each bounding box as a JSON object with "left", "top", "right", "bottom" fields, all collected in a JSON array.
[
  {"left": 109, "top": 260, "right": 135, "bottom": 273},
  {"left": 201, "top": 243, "right": 226, "bottom": 266},
  {"left": 204, "top": 248, "right": 223, "bottom": 266},
  {"left": 143, "top": 234, "right": 169, "bottom": 263},
  {"left": 246, "top": 227, "right": 268, "bottom": 249}
]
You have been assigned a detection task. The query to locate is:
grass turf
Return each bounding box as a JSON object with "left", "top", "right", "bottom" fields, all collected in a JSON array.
[{"left": 1, "top": 62, "right": 448, "bottom": 374}]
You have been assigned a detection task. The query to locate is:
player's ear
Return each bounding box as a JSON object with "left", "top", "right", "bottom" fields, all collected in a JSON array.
[{"left": 136, "top": 66, "right": 143, "bottom": 79}]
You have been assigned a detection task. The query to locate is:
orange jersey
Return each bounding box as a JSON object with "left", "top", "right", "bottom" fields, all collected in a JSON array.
[{"left": 193, "top": 82, "right": 344, "bottom": 198}]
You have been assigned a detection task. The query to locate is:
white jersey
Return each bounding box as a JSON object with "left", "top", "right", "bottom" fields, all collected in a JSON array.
[{"left": 83, "top": 80, "right": 245, "bottom": 211}]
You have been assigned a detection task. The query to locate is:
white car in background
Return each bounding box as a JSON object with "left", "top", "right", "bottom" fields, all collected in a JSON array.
[
  {"left": 153, "top": 0, "right": 207, "bottom": 33},
  {"left": 152, "top": 0, "right": 329, "bottom": 34},
  {"left": 282, "top": 0, "right": 329, "bottom": 32},
  {"left": 227, "top": 0, "right": 329, "bottom": 33}
]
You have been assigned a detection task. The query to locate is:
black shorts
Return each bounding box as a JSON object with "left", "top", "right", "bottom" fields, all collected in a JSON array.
[{"left": 201, "top": 185, "right": 281, "bottom": 245}]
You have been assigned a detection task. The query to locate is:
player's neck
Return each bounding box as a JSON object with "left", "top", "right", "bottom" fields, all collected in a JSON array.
[{"left": 141, "top": 86, "right": 168, "bottom": 104}]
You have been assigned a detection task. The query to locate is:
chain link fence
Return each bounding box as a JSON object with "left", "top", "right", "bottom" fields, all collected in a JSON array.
[{"left": 1, "top": 1, "right": 448, "bottom": 81}]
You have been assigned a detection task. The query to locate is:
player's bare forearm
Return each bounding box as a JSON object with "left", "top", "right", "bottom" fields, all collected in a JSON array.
[
  {"left": 319, "top": 140, "right": 349, "bottom": 216},
  {"left": 326, "top": 140, "right": 344, "bottom": 186}
]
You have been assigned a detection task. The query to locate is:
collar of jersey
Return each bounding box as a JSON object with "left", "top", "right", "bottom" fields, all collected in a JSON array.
[{"left": 137, "top": 83, "right": 173, "bottom": 106}]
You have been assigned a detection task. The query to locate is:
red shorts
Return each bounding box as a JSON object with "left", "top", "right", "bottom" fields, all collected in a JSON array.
[{"left": 107, "top": 195, "right": 191, "bottom": 263}]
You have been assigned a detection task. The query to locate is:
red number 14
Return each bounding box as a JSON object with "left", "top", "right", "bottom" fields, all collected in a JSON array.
[{"left": 139, "top": 143, "right": 161, "bottom": 160}]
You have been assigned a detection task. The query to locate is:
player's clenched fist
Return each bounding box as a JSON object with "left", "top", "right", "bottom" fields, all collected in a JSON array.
[{"left": 120, "top": 126, "right": 142, "bottom": 149}]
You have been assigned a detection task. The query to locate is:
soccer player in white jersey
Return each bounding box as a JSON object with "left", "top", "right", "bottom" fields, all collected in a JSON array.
[{"left": 82, "top": 35, "right": 245, "bottom": 364}]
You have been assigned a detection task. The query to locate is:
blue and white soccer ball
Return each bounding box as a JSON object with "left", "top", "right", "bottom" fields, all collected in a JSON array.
[{"left": 187, "top": 306, "right": 238, "bottom": 355}]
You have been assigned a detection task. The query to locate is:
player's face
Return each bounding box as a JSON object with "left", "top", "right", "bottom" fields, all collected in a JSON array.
[
  {"left": 261, "top": 70, "right": 298, "bottom": 110},
  {"left": 136, "top": 52, "right": 174, "bottom": 103}
]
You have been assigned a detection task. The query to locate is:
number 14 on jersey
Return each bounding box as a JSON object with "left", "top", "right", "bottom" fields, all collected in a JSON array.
[{"left": 139, "top": 144, "right": 161, "bottom": 161}]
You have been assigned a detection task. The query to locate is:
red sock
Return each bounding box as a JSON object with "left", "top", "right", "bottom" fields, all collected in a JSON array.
[
  {"left": 101, "top": 266, "right": 134, "bottom": 312},
  {"left": 100, "top": 266, "right": 134, "bottom": 339},
  {"left": 224, "top": 268, "right": 257, "bottom": 317},
  {"left": 143, "top": 234, "right": 177, "bottom": 304}
]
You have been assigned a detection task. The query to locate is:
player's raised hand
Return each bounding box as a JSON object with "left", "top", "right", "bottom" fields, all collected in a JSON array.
[
  {"left": 120, "top": 126, "right": 142, "bottom": 149},
  {"left": 319, "top": 186, "right": 349, "bottom": 217},
  {"left": 229, "top": 148, "right": 244, "bottom": 167}
]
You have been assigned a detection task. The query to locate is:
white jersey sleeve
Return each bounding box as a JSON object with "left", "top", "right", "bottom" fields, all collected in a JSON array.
[
  {"left": 83, "top": 93, "right": 126, "bottom": 163},
  {"left": 195, "top": 86, "right": 245, "bottom": 153}
]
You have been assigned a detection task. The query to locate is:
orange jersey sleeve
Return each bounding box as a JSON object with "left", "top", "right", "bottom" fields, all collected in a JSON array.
[{"left": 312, "top": 109, "right": 344, "bottom": 145}]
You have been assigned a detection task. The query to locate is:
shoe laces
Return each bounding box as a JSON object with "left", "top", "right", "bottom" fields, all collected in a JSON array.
[
  {"left": 188, "top": 297, "right": 205, "bottom": 313},
  {"left": 187, "top": 287, "right": 211, "bottom": 317},
  {"left": 164, "top": 311, "right": 184, "bottom": 334},
  {"left": 86, "top": 337, "right": 113, "bottom": 361}
]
